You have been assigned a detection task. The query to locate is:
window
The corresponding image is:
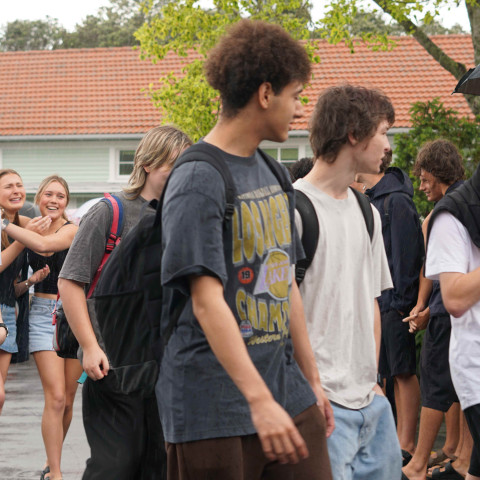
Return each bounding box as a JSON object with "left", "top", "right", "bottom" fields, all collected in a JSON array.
[
  {"left": 263, "top": 147, "right": 299, "bottom": 168},
  {"left": 118, "top": 150, "right": 135, "bottom": 176}
]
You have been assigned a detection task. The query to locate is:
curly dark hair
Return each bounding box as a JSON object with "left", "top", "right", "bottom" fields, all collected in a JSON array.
[
  {"left": 289, "top": 157, "right": 313, "bottom": 181},
  {"left": 380, "top": 150, "right": 393, "bottom": 174},
  {"left": 413, "top": 139, "right": 465, "bottom": 185},
  {"left": 309, "top": 84, "right": 395, "bottom": 163},
  {"left": 204, "top": 19, "right": 311, "bottom": 117}
]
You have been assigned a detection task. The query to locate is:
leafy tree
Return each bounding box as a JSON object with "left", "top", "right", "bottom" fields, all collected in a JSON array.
[
  {"left": 318, "top": 0, "right": 479, "bottom": 115},
  {"left": 63, "top": 0, "right": 147, "bottom": 48},
  {"left": 0, "top": 17, "right": 67, "bottom": 51},
  {"left": 344, "top": 10, "right": 465, "bottom": 37},
  {"left": 393, "top": 98, "right": 480, "bottom": 217},
  {"left": 136, "top": 0, "right": 317, "bottom": 140}
]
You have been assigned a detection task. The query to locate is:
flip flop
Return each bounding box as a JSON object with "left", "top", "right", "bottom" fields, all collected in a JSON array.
[
  {"left": 428, "top": 449, "right": 457, "bottom": 468},
  {"left": 40, "top": 466, "right": 50, "bottom": 480},
  {"left": 430, "top": 461, "right": 464, "bottom": 480}
]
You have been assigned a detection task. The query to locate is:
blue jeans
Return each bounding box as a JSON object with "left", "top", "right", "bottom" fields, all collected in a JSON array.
[{"left": 327, "top": 394, "right": 402, "bottom": 480}]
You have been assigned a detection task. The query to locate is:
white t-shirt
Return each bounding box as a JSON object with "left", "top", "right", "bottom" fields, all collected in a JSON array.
[
  {"left": 426, "top": 211, "right": 480, "bottom": 410},
  {"left": 294, "top": 179, "right": 392, "bottom": 409}
]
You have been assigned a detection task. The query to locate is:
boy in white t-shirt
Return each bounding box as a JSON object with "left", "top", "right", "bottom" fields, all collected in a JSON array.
[
  {"left": 426, "top": 165, "right": 480, "bottom": 480},
  {"left": 294, "top": 84, "right": 402, "bottom": 479}
]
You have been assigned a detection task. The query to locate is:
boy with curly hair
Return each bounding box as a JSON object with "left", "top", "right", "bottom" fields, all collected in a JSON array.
[{"left": 157, "top": 19, "right": 333, "bottom": 480}]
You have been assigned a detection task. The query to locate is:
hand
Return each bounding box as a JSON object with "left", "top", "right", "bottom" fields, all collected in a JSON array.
[
  {"left": 403, "top": 305, "right": 430, "bottom": 333},
  {"left": 82, "top": 343, "right": 110, "bottom": 380},
  {"left": 29, "top": 265, "right": 50, "bottom": 285},
  {"left": 312, "top": 382, "right": 335, "bottom": 437},
  {"left": 372, "top": 383, "right": 385, "bottom": 396},
  {"left": 26, "top": 216, "right": 51, "bottom": 234},
  {"left": 250, "top": 396, "right": 308, "bottom": 464}
]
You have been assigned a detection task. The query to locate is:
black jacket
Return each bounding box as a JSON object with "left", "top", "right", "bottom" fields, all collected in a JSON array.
[
  {"left": 427, "top": 166, "right": 480, "bottom": 250},
  {"left": 366, "top": 167, "right": 424, "bottom": 313}
]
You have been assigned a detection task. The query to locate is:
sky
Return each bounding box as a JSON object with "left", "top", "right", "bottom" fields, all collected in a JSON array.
[{"left": 0, "top": 0, "right": 472, "bottom": 32}]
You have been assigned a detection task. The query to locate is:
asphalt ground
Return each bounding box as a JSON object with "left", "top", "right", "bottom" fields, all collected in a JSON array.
[
  {"left": 1, "top": 358, "right": 446, "bottom": 480},
  {"left": 2, "top": 358, "right": 89, "bottom": 480}
]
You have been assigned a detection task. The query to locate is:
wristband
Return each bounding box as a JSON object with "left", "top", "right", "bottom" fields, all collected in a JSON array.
[
  {"left": 0, "top": 323, "right": 9, "bottom": 337},
  {"left": 1, "top": 217, "right": 9, "bottom": 231}
]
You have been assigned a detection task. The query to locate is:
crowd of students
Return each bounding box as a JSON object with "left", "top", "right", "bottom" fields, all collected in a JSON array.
[{"left": 1, "top": 18, "right": 480, "bottom": 480}]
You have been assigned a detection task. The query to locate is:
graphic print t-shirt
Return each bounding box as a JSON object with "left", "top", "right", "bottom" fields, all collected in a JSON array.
[{"left": 158, "top": 144, "right": 316, "bottom": 443}]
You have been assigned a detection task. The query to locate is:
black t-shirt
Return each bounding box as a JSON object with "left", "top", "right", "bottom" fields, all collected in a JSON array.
[{"left": 158, "top": 143, "right": 316, "bottom": 443}]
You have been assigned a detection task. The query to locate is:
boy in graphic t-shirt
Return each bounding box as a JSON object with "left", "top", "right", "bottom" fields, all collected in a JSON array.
[{"left": 158, "top": 19, "right": 333, "bottom": 480}]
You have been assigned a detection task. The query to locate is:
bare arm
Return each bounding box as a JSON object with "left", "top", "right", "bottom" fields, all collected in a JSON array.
[
  {"left": 439, "top": 270, "right": 480, "bottom": 318},
  {"left": 403, "top": 213, "right": 433, "bottom": 332},
  {"left": 0, "top": 241, "right": 25, "bottom": 273},
  {"left": 191, "top": 274, "right": 308, "bottom": 464},
  {"left": 57, "top": 277, "right": 109, "bottom": 379},
  {"left": 5, "top": 218, "right": 77, "bottom": 253},
  {"left": 372, "top": 298, "right": 385, "bottom": 396},
  {"left": 289, "top": 279, "right": 334, "bottom": 437}
]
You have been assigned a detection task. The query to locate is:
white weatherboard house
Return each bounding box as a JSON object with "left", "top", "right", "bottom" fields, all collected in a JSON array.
[{"left": 0, "top": 36, "right": 473, "bottom": 206}]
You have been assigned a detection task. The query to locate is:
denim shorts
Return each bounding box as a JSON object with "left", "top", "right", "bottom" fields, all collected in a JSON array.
[
  {"left": 0, "top": 304, "right": 17, "bottom": 354},
  {"left": 327, "top": 394, "right": 402, "bottom": 480},
  {"left": 29, "top": 296, "right": 58, "bottom": 354}
]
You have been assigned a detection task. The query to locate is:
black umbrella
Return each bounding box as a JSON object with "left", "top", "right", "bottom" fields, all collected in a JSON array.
[{"left": 452, "top": 66, "right": 480, "bottom": 95}]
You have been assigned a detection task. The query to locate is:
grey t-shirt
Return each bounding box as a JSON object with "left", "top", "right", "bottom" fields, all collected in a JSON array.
[
  {"left": 59, "top": 191, "right": 149, "bottom": 353},
  {"left": 158, "top": 144, "right": 316, "bottom": 443}
]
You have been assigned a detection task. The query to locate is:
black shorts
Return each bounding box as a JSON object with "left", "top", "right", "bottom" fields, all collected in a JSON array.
[
  {"left": 420, "top": 314, "right": 458, "bottom": 412},
  {"left": 379, "top": 309, "right": 416, "bottom": 378},
  {"left": 464, "top": 404, "right": 480, "bottom": 477}
]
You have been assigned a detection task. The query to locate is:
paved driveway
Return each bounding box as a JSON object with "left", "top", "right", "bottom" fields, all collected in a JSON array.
[{"left": 2, "top": 358, "right": 89, "bottom": 479}]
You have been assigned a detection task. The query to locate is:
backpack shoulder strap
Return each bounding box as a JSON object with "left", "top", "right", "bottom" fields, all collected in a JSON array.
[
  {"left": 86, "top": 193, "right": 125, "bottom": 298},
  {"left": 154, "top": 142, "right": 236, "bottom": 228},
  {"left": 294, "top": 190, "right": 319, "bottom": 285},
  {"left": 257, "top": 148, "right": 292, "bottom": 194},
  {"left": 350, "top": 187, "right": 374, "bottom": 242}
]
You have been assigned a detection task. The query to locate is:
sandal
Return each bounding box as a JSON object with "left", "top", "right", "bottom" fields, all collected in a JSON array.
[
  {"left": 40, "top": 466, "right": 50, "bottom": 480},
  {"left": 429, "top": 461, "right": 464, "bottom": 480},
  {"left": 428, "top": 449, "right": 457, "bottom": 468},
  {"left": 402, "top": 449, "right": 413, "bottom": 466}
]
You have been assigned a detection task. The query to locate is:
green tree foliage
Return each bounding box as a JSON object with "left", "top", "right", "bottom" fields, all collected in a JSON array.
[
  {"left": 136, "top": 0, "right": 317, "bottom": 141},
  {"left": 0, "top": 17, "right": 67, "bottom": 51},
  {"left": 63, "top": 0, "right": 146, "bottom": 48},
  {"left": 0, "top": 0, "right": 155, "bottom": 50},
  {"left": 318, "top": 0, "right": 480, "bottom": 115},
  {"left": 394, "top": 98, "right": 480, "bottom": 217},
  {"left": 343, "top": 10, "right": 465, "bottom": 37}
]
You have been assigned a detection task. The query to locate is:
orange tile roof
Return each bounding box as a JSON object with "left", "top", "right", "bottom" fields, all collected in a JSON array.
[{"left": 0, "top": 35, "right": 474, "bottom": 137}]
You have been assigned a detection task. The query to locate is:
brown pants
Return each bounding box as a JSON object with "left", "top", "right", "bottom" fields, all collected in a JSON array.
[{"left": 166, "top": 404, "right": 332, "bottom": 480}]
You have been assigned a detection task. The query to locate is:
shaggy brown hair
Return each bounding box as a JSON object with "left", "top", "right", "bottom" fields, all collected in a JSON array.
[
  {"left": 413, "top": 139, "right": 465, "bottom": 185},
  {"left": 310, "top": 85, "right": 395, "bottom": 163},
  {"left": 205, "top": 19, "right": 311, "bottom": 117}
]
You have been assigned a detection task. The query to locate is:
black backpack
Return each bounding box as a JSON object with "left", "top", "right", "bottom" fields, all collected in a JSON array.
[
  {"left": 295, "top": 187, "right": 374, "bottom": 285},
  {"left": 93, "top": 142, "right": 291, "bottom": 396}
]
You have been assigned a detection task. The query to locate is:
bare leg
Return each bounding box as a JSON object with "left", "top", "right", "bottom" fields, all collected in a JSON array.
[
  {"left": 395, "top": 373, "right": 420, "bottom": 454},
  {"left": 402, "top": 406, "right": 444, "bottom": 480},
  {"left": 444, "top": 403, "right": 461, "bottom": 459},
  {"left": 62, "top": 358, "right": 82, "bottom": 437},
  {"left": 34, "top": 351, "right": 66, "bottom": 480},
  {"left": 430, "top": 412, "right": 473, "bottom": 478},
  {"left": 0, "top": 350, "right": 12, "bottom": 414}
]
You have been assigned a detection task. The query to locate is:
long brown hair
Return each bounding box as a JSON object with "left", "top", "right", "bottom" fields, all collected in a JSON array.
[
  {"left": 0, "top": 169, "right": 22, "bottom": 249},
  {"left": 34, "top": 175, "right": 70, "bottom": 221}
]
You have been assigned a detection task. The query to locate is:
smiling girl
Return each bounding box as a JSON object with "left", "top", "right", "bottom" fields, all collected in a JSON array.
[
  {"left": 0, "top": 169, "right": 50, "bottom": 415},
  {"left": 3, "top": 174, "right": 80, "bottom": 480}
]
